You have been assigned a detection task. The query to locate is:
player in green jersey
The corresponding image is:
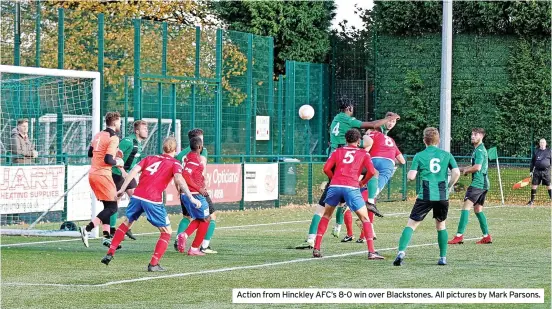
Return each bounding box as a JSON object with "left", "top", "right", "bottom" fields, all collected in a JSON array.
[
  {"left": 393, "top": 127, "right": 460, "bottom": 266},
  {"left": 296, "top": 97, "right": 400, "bottom": 249},
  {"left": 173, "top": 128, "right": 218, "bottom": 254},
  {"left": 449, "top": 128, "right": 493, "bottom": 245},
  {"left": 107, "top": 120, "right": 148, "bottom": 245}
]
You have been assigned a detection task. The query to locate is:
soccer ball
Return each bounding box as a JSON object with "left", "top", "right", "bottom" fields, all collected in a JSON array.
[{"left": 298, "top": 105, "right": 315, "bottom": 120}]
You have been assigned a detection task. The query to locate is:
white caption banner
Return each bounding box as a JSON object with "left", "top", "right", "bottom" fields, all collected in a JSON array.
[{"left": 233, "top": 289, "right": 545, "bottom": 304}]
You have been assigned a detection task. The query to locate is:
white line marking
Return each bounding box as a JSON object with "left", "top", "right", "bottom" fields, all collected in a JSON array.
[
  {"left": 2, "top": 237, "right": 483, "bottom": 288},
  {"left": 0, "top": 205, "right": 525, "bottom": 247}
]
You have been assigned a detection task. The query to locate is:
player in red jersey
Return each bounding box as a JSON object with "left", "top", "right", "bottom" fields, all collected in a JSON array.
[
  {"left": 313, "top": 129, "right": 384, "bottom": 260},
  {"left": 100, "top": 137, "right": 201, "bottom": 272},
  {"left": 341, "top": 117, "right": 406, "bottom": 243},
  {"left": 80, "top": 112, "right": 125, "bottom": 248},
  {"left": 177, "top": 137, "right": 212, "bottom": 256}
]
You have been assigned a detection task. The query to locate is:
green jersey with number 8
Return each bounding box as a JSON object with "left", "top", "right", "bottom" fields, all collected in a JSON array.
[
  {"left": 410, "top": 145, "right": 458, "bottom": 201},
  {"left": 329, "top": 112, "right": 362, "bottom": 151}
]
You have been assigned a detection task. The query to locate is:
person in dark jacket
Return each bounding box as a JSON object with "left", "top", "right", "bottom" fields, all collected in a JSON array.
[
  {"left": 10, "top": 118, "right": 38, "bottom": 164},
  {"left": 527, "top": 138, "right": 551, "bottom": 206}
]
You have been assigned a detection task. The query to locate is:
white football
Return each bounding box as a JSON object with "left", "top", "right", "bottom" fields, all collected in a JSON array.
[{"left": 298, "top": 105, "right": 315, "bottom": 120}]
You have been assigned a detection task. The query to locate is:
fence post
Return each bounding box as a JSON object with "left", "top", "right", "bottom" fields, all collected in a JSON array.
[
  {"left": 98, "top": 13, "right": 105, "bottom": 125},
  {"left": 215, "top": 29, "right": 223, "bottom": 162},
  {"left": 191, "top": 26, "right": 201, "bottom": 129},
  {"left": 56, "top": 8, "right": 65, "bottom": 164},
  {"left": 318, "top": 64, "right": 324, "bottom": 155},
  {"left": 308, "top": 159, "right": 313, "bottom": 205},
  {"left": 246, "top": 33, "right": 253, "bottom": 158},
  {"left": 240, "top": 155, "right": 245, "bottom": 211},
  {"left": 278, "top": 76, "right": 284, "bottom": 156},
  {"left": 14, "top": 2, "right": 20, "bottom": 66},
  {"left": 171, "top": 83, "right": 177, "bottom": 136},
  {"left": 124, "top": 76, "right": 128, "bottom": 133},
  {"left": 133, "top": 19, "right": 141, "bottom": 120},
  {"left": 35, "top": 1, "right": 41, "bottom": 67},
  {"left": 57, "top": 8, "right": 64, "bottom": 69},
  {"left": 157, "top": 21, "right": 168, "bottom": 153},
  {"left": 268, "top": 37, "right": 274, "bottom": 155}
]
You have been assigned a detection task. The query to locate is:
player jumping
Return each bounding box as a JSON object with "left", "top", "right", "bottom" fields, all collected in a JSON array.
[
  {"left": 100, "top": 137, "right": 201, "bottom": 272},
  {"left": 393, "top": 127, "right": 460, "bottom": 266},
  {"left": 342, "top": 114, "right": 405, "bottom": 243},
  {"left": 108, "top": 119, "right": 148, "bottom": 243},
  {"left": 313, "top": 129, "right": 384, "bottom": 260},
  {"left": 296, "top": 97, "right": 400, "bottom": 249},
  {"left": 177, "top": 136, "right": 212, "bottom": 256},
  {"left": 449, "top": 128, "right": 492, "bottom": 245},
  {"left": 174, "top": 128, "right": 218, "bottom": 254},
  {"left": 80, "top": 112, "right": 124, "bottom": 248}
]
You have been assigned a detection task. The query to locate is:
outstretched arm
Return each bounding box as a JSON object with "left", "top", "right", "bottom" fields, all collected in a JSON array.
[{"left": 359, "top": 113, "right": 400, "bottom": 129}]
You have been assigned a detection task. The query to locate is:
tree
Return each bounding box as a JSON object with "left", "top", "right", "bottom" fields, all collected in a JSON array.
[{"left": 213, "top": 1, "right": 336, "bottom": 75}]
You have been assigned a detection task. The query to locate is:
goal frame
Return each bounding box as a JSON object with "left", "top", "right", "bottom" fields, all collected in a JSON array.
[{"left": 0, "top": 65, "right": 101, "bottom": 238}]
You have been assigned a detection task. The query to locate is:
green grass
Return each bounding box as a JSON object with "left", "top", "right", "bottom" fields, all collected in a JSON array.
[{"left": 1, "top": 202, "right": 550, "bottom": 308}]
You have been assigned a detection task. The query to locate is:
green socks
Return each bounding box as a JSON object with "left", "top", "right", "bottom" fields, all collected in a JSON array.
[
  {"left": 205, "top": 220, "right": 216, "bottom": 241},
  {"left": 456, "top": 210, "right": 469, "bottom": 235},
  {"left": 109, "top": 213, "right": 117, "bottom": 228},
  {"left": 177, "top": 217, "right": 191, "bottom": 235},
  {"left": 367, "top": 177, "right": 379, "bottom": 203},
  {"left": 335, "top": 207, "right": 344, "bottom": 225},
  {"left": 398, "top": 226, "right": 414, "bottom": 251},
  {"left": 475, "top": 212, "right": 489, "bottom": 236},
  {"left": 308, "top": 214, "right": 322, "bottom": 236},
  {"left": 437, "top": 229, "right": 448, "bottom": 257}
]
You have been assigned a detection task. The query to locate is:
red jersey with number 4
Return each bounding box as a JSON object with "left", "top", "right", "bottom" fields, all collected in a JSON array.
[
  {"left": 324, "top": 146, "right": 376, "bottom": 188},
  {"left": 368, "top": 130, "right": 401, "bottom": 161},
  {"left": 133, "top": 154, "right": 183, "bottom": 203},
  {"left": 182, "top": 152, "right": 205, "bottom": 194}
]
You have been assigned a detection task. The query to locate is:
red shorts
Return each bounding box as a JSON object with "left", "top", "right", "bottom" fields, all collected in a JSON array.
[{"left": 89, "top": 174, "right": 116, "bottom": 201}]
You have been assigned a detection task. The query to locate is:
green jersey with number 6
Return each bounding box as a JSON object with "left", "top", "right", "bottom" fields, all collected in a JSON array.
[
  {"left": 329, "top": 113, "right": 362, "bottom": 151},
  {"left": 410, "top": 145, "right": 458, "bottom": 201}
]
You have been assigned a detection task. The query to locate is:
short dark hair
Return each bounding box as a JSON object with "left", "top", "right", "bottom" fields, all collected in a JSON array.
[
  {"left": 345, "top": 129, "right": 361, "bottom": 144},
  {"left": 188, "top": 128, "right": 204, "bottom": 140},
  {"left": 472, "top": 128, "right": 486, "bottom": 136},
  {"left": 338, "top": 96, "right": 355, "bottom": 111},
  {"left": 17, "top": 118, "right": 28, "bottom": 125},
  {"left": 190, "top": 136, "right": 203, "bottom": 151},
  {"left": 105, "top": 112, "right": 121, "bottom": 126}
]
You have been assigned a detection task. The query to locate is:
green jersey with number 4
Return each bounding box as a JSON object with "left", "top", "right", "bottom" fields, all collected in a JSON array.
[
  {"left": 410, "top": 145, "right": 458, "bottom": 201},
  {"left": 329, "top": 113, "right": 362, "bottom": 151}
]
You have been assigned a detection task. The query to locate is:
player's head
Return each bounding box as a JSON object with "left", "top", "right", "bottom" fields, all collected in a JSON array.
[
  {"left": 423, "top": 127, "right": 440, "bottom": 146},
  {"left": 162, "top": 137, "right": 177, "bottom": 156},
  {"left": 188, "top": 128, "right": 204, "bottom": 142},
  {"left": 362, "top": 133, "right": 374, "bottom": 151},
  {"left": 189, "top": 136, "right": 203, "bottom": 153},
  {"left": 133, "top": 120, "right": 148, "bottom": 140},
  {"left": 345, "top": 128, "right": 361, "bottom": 145},
  {"left": 105, "top": 112, "right": 121, "bottom": 132},
  {"left": 539, "top": 138, "right": 547, "bottom": 149},
  {"left": 384, "top": 112, "right": 397, "bottom": 131},
  {"left": 338, "top": 96, "right": 355, "bottom": 116},
  {"left": 16, "top": 118, "right": 29, "bottom": 134},
  {"left": 471, "top": 128, "right": 485, "bottom": 145}
]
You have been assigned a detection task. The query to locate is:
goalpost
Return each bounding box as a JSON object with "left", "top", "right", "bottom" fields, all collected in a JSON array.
[{"left": 0, "top": 65, "right": 101, "bottom": 238}]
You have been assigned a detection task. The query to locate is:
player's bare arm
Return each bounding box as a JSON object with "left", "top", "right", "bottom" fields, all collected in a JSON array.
[
  {"left": 449, "top": 168, "right": 461, "bottom": 189},
  {"left": 461, "top": 164, "right": 481, "bottom": 176},
  {"left": 360, "top": 113, "right": 400, "bottom": 130},
  {"left": 118, "top": 165, "right": 142, "bottom": 197},
  {"left": 396, "top": 154, "right": 406, "bottom": 165}
]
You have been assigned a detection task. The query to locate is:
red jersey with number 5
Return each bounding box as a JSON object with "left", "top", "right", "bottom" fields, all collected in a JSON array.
[
  {"left": 324, "top": 146, "right": 376, "bottom": 188},
  {"left": 368, "top": 130, "right": 401, "bottom": 161},
  {"left": 133, "top": 154, "right": 183, "bottom": 203}
]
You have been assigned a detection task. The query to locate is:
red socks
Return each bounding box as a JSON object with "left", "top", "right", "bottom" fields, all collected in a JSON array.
[
  {"left": 150, "top": 232, "right": 171, "bottom": 266},
  {"left": 183, "top": 219, "right": 200, "bottom": 236},
  {"left": 344, "top": 209, "right": 353, "bottom": 236},
  {"left": 314, "top": 217, "right": 330, "bottom": 250},
  {"left": 107, "top": 223, "right": 129, "bottom": 255},
  {"left": 362, "top": 221, "right": 375, "bottom": 252},
  {"left": 191, "top": 220, "right": 209, "bottom": 248}
]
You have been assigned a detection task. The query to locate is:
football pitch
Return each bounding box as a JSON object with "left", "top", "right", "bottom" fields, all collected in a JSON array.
[{"left": 1, "top": 202, "right": 550, "bottom": 308}]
